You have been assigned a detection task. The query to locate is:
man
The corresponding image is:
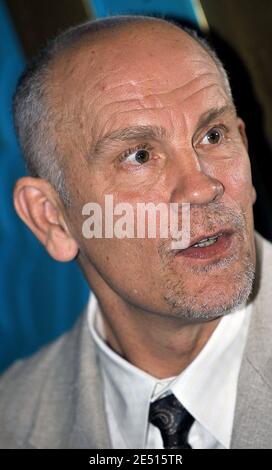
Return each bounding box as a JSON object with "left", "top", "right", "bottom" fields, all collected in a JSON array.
[{"left": 0, "top": 15, "right": 271, "bottom": 449}]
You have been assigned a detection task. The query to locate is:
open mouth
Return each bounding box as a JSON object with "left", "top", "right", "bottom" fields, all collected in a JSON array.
[
  {"left": 175, "top": 230, "right": 234, "bottom": 260},
  {"left": 190, "top": 233, "right": 221, "bottom": 248}
]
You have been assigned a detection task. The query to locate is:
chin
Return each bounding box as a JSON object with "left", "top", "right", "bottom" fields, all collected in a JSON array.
[{"left": 163, "top": 255, "right": 255, "bottom": 321}]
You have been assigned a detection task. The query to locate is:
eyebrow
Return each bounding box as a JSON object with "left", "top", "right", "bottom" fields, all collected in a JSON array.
[
  {"left": 194, "top": 104, "right": 235, "bottom": 136},
  {"left": 91, "top": 125, "right": 168, "bottom": 159}
]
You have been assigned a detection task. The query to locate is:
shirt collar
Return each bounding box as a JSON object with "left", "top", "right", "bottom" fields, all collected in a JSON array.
[
  {"left": 169, "top": 303, "right": 252, "bottom": 448},
  {"left": 88, "top": 293, "right": 251, "bottom": 449},
  {"left": 88, "top": 295, "right": 168, "bottom": 448}
]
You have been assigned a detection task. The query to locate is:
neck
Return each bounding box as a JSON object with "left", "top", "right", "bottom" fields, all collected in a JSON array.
[
  {"left": 96, "top": 294, "right": 221, "bottom": 379},
  {"left": 79, "top": 255, "right": 222, "bottom": 379}
]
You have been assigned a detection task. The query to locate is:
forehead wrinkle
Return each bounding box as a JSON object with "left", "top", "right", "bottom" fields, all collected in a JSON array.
[
  {"left": 89, "top": 71, "right": 223, "bottom": 124},
  {"left": 180, "top": 83, "right": 229, "bottom": 105},
  {"left": 93, "top": 107, "right": 181, "bottom": 150},
  {"left": 87, "top": 80, "right": 158, "bottom": 117},
  {"left": 134, "top": 75, "right": 224, "bottom": 111},
  {"left": 95, "top": 77, "right": 156, "bottom": 95},
  {"left": 84, "top": 58, "right": 221, "bottom": 105},
  {"left": 91, "top": 80, "right": 226, "bottom": 140},
  {"left": 90, "top": 100, "right": 158, "bottom": 141},
  {"left": 92, "top": 71, "right": 221, "bottom": 109}
]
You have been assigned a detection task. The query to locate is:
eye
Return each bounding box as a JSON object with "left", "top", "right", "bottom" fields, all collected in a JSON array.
[
  {"left": 122, "top": 146, "right": 152, "bottom": 165},
  {"left": 201, "top": 127, "right": 224, "bottom": 145}
]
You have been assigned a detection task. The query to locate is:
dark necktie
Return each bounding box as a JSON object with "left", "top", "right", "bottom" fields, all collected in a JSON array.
[{"left": 149, "top": 393, "right": 195, "bottom": 449}]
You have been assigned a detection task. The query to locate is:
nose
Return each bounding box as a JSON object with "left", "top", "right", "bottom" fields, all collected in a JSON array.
[{"left": 170, "top": 164, "right": 224, "bottom": 206}]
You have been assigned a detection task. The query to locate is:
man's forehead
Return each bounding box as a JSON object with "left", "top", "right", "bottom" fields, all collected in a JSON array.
[
  {"left": 87, "top": 52, "right": 224, "bottom": 141},
  {"left": 50, "top": 21, "right": 226, "bottom": 147},
  {"left": 53, "top": 22, "right": 217, "bottom": 95}
]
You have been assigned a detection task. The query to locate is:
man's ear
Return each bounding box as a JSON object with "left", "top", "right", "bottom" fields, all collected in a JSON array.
[
  {"left": 13, "top": 177, "right": 79, "bottom": 262},
  {"left": 237, "top": 117, "right": 248, "bottom": 150}
]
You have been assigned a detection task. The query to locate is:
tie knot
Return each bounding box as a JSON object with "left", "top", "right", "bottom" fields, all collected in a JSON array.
[{"left": 149, "top": 393, "right": 194, "bottom": 449}]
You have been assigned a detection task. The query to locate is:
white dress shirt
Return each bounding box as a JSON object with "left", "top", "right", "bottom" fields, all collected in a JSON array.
[{"left": 87, "top": 294, "right": 252, "bottom": 449}]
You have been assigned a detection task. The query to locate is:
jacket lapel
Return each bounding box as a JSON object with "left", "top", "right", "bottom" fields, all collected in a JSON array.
[
  {"left": 28, "top": 310, "right": 112, "bottom": 449},
  {"left": 67, "top": 311, "right": 112, "bottom": 449}
]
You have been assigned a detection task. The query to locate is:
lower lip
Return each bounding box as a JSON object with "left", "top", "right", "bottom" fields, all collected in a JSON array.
[{"left": 177, "top": 233, "right": 233, "bottom": 260}]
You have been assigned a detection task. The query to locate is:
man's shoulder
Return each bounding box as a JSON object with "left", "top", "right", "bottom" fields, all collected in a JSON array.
[
  {"left": 232, "top": 232, "right": 272, "bottom": 448},
  {"left": 0, "top": 311, "right": 86, "bottom": 389},
  {"left": 0, "top": 312, "right": 88, "bottom": 448},
  {"left": 255, "top": 229, "right": 272, "bottom": 255}
]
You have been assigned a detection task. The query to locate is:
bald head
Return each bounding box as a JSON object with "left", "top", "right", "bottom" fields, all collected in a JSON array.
[
  {"left": 50, "top": 16, "right": 231, "bottom": 102},
  {"left": 13, "top": 15, "right": 232, "bottom": 204}
]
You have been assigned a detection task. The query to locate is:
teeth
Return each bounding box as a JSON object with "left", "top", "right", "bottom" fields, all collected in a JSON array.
[{"left": 193, "top": 235, "right": 219, "bottom": 248}]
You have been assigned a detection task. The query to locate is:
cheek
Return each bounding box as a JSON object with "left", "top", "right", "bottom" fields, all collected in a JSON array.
[
  {"left": 225, "top": 154, "right": 254, "bottom": 207},
  {"left": 206, "top": 144, "right": 253, "bottom": 208},
  {"left": 101, "top": 170, "right": 170, "bottom": 205},
  {"left": 218, "top": 151, "right": 255, "bottom": 241},
  {"left": 79, "top": 234, "right": 164, "bottom": 306}
]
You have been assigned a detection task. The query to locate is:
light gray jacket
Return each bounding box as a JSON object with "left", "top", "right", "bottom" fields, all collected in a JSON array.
[{"left": 1, "top": 232, "right": 272, "bottom": 449}]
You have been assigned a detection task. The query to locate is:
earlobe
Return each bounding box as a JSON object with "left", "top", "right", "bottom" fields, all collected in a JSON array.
[{"left": 13, "top": 177, "right": 79, "bottom": 262}]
